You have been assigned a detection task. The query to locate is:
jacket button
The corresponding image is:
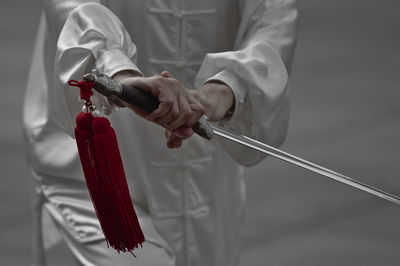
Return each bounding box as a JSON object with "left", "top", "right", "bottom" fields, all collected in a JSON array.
[
  {"left": 173, "top": 10, "right": 183, "bottom": 19},
  {"left": 77, "top": 231, "right": 86, "bottom": 239}
]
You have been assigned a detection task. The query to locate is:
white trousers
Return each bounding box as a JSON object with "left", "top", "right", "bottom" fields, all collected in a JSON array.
[{"left": 32, "top": 178, "right": 175, "bottom": 266}]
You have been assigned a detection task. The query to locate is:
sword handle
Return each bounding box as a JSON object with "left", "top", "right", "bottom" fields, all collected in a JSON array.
[{"left": 120, "top": 84, "right": 159, "bottom": 113}]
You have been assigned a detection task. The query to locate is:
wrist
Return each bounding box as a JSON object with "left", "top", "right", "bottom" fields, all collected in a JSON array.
[{"left": 193, "top": 80, "right": 234, "bottom": 121}]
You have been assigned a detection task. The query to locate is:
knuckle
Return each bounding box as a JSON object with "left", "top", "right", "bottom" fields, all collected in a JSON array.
[
  {"left": 171, "top": 109, "right": 179, "bottom": 119},
  {"left": 172, "top": 79, "right": 182, "bottom": 89},
  {"left": 199, "top": 104, "right": 206, "bottom": 113},
  {"left": 163, "top": 124, "right": 172, "bottom": 131},
  {"left": 153, "top": 76, "right": 164, "bottom": 86},
  {"left": 158, "top": 104, "right": 167, "bottom": 112},
  {"left": 165, "top": 99, "right": 174, "bottom": 107},
  {"left": 183, "top": 111, "right": 192, "bottom": 121},
  {"left": 196, "top": 104, "right": 206, "bottom": 115}
]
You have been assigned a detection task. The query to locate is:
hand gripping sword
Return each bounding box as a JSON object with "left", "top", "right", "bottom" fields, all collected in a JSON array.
[{"left": 83, "top": 71, "right": 400, "bottom": 206}]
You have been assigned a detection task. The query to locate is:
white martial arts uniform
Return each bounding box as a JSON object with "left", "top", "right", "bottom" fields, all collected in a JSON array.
[{"left": 23, "top": 1, "right": 297, "bottom": 265}]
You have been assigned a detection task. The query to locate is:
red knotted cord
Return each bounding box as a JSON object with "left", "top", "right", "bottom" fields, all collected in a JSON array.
[{"left": 68, "top": 80, "right": 94, "bottom": 104}]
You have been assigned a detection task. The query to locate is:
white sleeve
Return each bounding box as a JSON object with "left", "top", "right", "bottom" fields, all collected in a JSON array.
[
  {"left": 195, "top": 0, "right": 298, "bottom": 166},
  {"left": 48, "top": 2, "right": 141, "bottom": 136}
]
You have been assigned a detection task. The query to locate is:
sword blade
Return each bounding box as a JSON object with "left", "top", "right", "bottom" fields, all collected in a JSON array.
[{"left": 209, "top": 123, "right": 400, "bottom": 205}]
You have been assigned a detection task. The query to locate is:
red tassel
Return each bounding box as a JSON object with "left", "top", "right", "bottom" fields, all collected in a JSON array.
[
  {"left": 70, "top": 80, "right": 144, "bottom": 253},
  {"left": 91, "top": 117, "right": 145, "bottom": 251}
]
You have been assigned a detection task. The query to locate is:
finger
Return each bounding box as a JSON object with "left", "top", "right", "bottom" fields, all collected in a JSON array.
[
  {"left": 170, "top": 133, "right": 183, "bottom": 148},
  {"left": 165, "top": 129, "right": 172, "bottom": 139},
  {"left": 153, "top": 101, "right": 180, "bottom": 129},
  {"left": 166, "top": 131, "right": 182, "bottom": 149},
  {"left": 148, "top": 102, "right": 172, "bottom": 121},
  {"left": 167, "top": 141, "right": 172, "bottom": 148},
  {"left": 172, "top": 138, "right": 182, "bottom": 148},
  {"left": 161, "top": 71, "right": 172, "bottom": 78},
  {"left": 186, "top": 94, "right": 206, "bottom": 126},
  {"left": 174, "top": 127, "right": 194, "bottom": 139},
  {"left": 187, "top": 94, "right": 206, "bottom": 114},
  {"left": 167, "top": 94, "right": 192, "bottom": 130},
  {"left": 167, "top": 133, "right": 173, "bottom": 148},
  {"left": 166, "top": 130, "right": 174, "bottom": 148},
  {"left": 167, "top": 136, "right": 173, "bottom": 148}
]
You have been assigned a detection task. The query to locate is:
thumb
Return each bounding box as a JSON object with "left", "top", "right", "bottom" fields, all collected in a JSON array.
[{"left": 161, "top": 71, "right": 172, "bottom": 78}]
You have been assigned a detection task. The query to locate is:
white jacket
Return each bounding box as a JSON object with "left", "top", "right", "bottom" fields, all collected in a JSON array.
[{"left": 23, "top": 1, "right": 297, "bottom": 265}]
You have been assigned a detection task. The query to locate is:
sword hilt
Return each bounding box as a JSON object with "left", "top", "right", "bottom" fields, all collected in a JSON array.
[{"left": 83, "top": 72, "right": 214, "bottom": 140}]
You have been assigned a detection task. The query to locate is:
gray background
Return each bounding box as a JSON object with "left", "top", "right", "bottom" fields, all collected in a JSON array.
[{"left": 1, "top": 0, "right": 399, "bottom": 265}]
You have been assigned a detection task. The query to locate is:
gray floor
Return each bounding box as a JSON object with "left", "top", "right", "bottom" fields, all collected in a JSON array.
[{"left": 1, "top": 1, "right": 399, "bottom": 265}]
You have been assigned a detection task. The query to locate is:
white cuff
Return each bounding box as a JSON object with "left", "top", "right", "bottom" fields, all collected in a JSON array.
[
  {"left": 96, "top": 48, "right": 143, "bottom": 77},
  {"left": 94, "top": 49, "right": 143, "bottom": 115}
]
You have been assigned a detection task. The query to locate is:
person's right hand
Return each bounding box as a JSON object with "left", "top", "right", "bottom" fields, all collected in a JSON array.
[{"left": 112, "top": 70, "right": 205, "bottom": 137}]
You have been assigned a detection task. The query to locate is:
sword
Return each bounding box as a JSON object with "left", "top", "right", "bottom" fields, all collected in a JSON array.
[{"left": 82, "top": 71, "right": 400, "bottom": 206}]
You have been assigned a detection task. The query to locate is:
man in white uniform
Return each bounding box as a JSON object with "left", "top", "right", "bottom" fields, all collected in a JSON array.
[{"left": 23, "top": 1, "right": 298, "bottom": 265}]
